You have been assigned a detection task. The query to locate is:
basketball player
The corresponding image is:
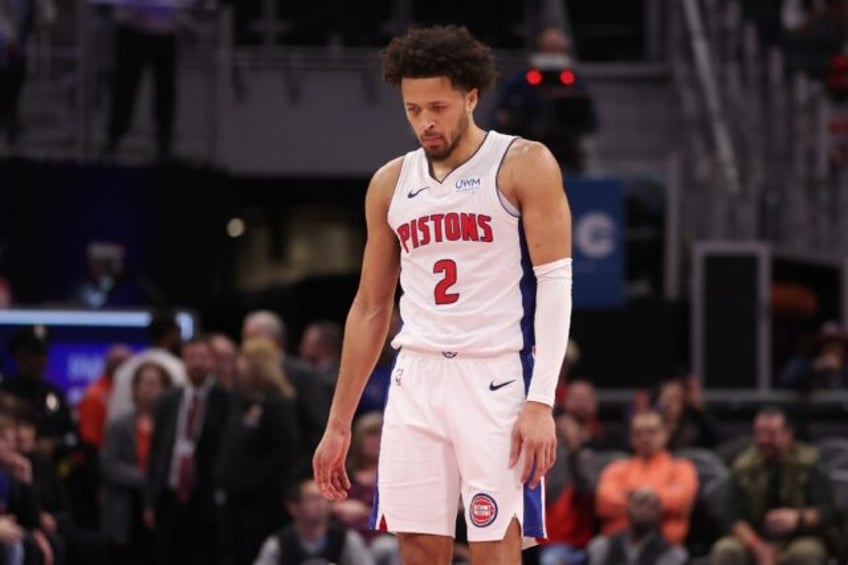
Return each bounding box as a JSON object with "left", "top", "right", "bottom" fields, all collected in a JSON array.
[{"left": 313, "top": 25, "right": 573, "bottom": 565}]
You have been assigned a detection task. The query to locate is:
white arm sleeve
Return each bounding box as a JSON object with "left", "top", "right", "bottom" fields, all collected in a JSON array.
[{"left": 526, "top": 258, "right": 573, "bottom": 406}]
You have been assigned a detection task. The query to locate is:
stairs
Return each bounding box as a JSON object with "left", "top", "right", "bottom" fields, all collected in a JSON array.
[{"left": 581, "top": 63, "right": 684, "bottom": 179}]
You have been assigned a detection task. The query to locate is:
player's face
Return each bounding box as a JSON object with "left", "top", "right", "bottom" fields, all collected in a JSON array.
[{"left": 400, "top": 77, "right": 478, "bottom": 162}]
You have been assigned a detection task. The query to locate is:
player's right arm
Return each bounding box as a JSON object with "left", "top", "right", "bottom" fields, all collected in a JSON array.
[{"left": 313, "top": 157, "right": 402, "bottom": 501}]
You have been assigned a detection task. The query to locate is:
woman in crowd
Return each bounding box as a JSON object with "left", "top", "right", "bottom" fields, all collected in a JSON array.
[
  {"left": 100, "top": 361, "right": 171, "bottom": 565},
  {"left": 216, "top": 337, "right": 300, "bottom": 565}
]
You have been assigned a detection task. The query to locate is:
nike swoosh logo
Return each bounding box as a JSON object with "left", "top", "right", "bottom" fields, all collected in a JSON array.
[
  {"left": 407, "top": 186, "right": 430, "bottom": 198},
  {"left": 489, "top": 379, "right": 516, "bottom": 391}
]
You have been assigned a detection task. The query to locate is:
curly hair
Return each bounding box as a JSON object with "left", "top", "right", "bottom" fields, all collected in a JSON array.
[{"left": 381, "top": 25, "right": 497, "bottom": 95}]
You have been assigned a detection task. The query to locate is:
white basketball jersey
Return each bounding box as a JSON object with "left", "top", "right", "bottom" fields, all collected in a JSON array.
[{"left": 388, "top": 131, "right": 536, "bottom": 356}]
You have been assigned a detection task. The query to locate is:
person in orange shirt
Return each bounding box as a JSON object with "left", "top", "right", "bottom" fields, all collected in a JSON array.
[
  {"left": 590, "top": 409, "right": 698, "bottom": 563},
  {"left": 78, "top": 344, "right": 133, "bottom": 447}
]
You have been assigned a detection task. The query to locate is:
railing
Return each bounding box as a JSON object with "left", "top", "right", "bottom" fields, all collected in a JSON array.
[{"left": 667, "top": 0, "right": 848, "bottom": 263}]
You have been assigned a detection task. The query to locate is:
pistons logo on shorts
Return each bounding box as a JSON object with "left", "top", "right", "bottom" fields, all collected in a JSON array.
[{"left": 469, "top": 493, "right": 498, "bottom": 528}]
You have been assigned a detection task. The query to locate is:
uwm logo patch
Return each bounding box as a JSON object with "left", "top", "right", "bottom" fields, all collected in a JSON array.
[{"left": 455, "top": 176, "right": 482, "bottom": 191}]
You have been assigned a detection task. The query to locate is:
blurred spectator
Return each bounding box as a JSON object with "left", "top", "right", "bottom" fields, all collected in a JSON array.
[
  {"left": 780, "top": 321, "right": 848, "bottom": 392},
  {"left": 553, "top": 340, "right": 581, "bottom": 407},
  {"left": 217, "top": 337, "right": 300, "bottom": 565},
  {"left": 356, "top": 307, "right": 400, "bottom": 416},
  {"left": 103, "top": 1, "right": 183, "bottom": 160},
  {"left": 101, "top": 361, "right": 171, "bottom": 565},
  {"left": 333, "top": 413, "right": 398, "bottom": 565},
  {"left": 16, "top": 404, "right": 84, "bottom": 565},
  {"left": 73, "top": 242, "right": 160, "bottom": 309},
  {"left": 785, "top": 0, "right": 848, "bottom": 88},
  {"left": 298, "top": 321, "right": 342, "bottom": 386},
  {"left": 593, "top": 410, "right": 697, "bottom": 559},
  {"left": 588, "top": 488, "right": 687, "bottom": 565},
  {"left": 710, "top": 407, "right": 837, "bottom": 565},
  {"left": 656, "top": 376, "right": 719, "bottom": 450},
  {"left": 109, "top": 311, "right": 187, "bottom": 423},
  {"left": 252, "top": 477, "right": 373, "bottom": 565},
  {"left": 540, "top": 410, "right": 597, "bottom": 565},
  {"left": 0, "top": 0, "right": 55, "bottom": 146},
  {"left": 0, "top": 414, "right": 46, "bottom": 564},
  {"left": 210, "top": 333, "right": 238, "bottom": 390},
  {"left": 561, "top": 379, "right": 605, "bottom": 447},
  {"left": 491, "top": 27, "right": 597, "bottom": 172},
  {"left": 0, "top": 277, "right": 11, "bottom": 308},
  {"left": 144, "top": 337, "right": 230, "bottom": 565},
  {"left": 242, "top": 310, "right": 330, "bottom": 458},
  {"left": 78, "top": 344, "right": 133, "bottom": 448},
  {"left": 0, "top": 326, "right": 75, "bottom": 458}
]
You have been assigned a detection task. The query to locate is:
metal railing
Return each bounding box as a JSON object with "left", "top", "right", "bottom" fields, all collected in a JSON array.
[{"left": 667, "top": 0, "right": 848, "bottom": 263}]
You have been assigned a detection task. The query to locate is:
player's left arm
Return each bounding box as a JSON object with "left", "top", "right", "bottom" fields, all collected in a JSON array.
[{"left": 502, "top": 139, "right": 573, "bottom": 488}]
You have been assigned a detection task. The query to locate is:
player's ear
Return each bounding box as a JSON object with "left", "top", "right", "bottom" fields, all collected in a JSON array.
[{"left": 466, "top": 88, "right": 479, "bottom": 113}]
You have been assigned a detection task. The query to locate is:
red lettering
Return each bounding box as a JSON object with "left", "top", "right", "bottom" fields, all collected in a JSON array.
[
  {"left": 410, "top": 218, "right": 419, "bottom": 248},
  {"left": 397, "top": 224, "right": 411, "bottom": 252},
  {"left": 430, "top": 214, "right": 445, "bottom": 242},
  {"left": 445, "top": 213, "right": 461, "bottom": 241},
  {"left": 478, "top": 215, "right": 493, "bottom": 242},
  {"left": 418, "top": 216, "right": 431, "bottom": 245},
  {"left": 460, "top": 213, "right": 479, "bottom": 241}
]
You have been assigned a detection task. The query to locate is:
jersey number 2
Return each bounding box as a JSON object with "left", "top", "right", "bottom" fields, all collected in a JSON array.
[{"left": 433, "top": 259, "right": 459, "bottom": 305}]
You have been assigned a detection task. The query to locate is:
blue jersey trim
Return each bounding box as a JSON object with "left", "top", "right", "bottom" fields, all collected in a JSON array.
[{"left": 518, "top": 220, "right": 536, "bottom": 393}]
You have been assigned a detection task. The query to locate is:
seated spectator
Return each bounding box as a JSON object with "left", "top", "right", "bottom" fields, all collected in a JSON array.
[
  {"left": 298, "top": 321, "right": 342, "bottom": 386},
  {"left": 588, "top": 488, "right": 687, "bottom": 565},
  {"left": 0, "top": 414, "right": 48, "bottom": 565},
  {"left": 656, "top": 376, "right": 718, "bottom": 450},
  {"left": 710, "top": 407, "right": 838, "bottom": 565},
  {"left": 592, "top": 410, "right": 697, "bottom": 560},
  {"left": 16, "top": 404, "right": 69, "bottom": 541},
  {"left": 78, "top": 344, "right": 133, "bottom": 448},
  {"left": 253, "top": 477, "right": 374, "bottom": 565},
  {"left": 101, "top": 361, "right": 171, "bottom": 565},
  {"left": 561, "top": 379, "right": 606, "bottom": 448},
  {"left": 780, "top": 321, "right": 848, "bottom": 392},
  {"left": 540, "top": 410, "right": 597, "bottom": 565},
  {"left": 333, "top": 413, "right": 398, "bottom": 565}
]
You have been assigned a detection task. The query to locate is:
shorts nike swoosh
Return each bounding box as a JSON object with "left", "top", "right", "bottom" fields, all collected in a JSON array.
[{"left": 489, "top": 379, "right": 516, "bottom": 391}]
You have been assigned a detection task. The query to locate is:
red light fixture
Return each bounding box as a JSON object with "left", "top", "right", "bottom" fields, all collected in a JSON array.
[
  {"left": 559, "top": 70, "right": 576, "bottom": 85},
  {"left": 525, "top": 69, "right": 543, "bottom": 86}
]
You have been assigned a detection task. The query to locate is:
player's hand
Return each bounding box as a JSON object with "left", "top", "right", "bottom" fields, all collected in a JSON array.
[
  {"left": 509, "top": 401, "right": 556, "bottom": 489},
  {"left": 313, "top": 422, "right": 352, "bottom": 501}
]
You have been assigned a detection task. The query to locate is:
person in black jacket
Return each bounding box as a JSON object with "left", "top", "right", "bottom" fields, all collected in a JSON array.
[
  {"left": 241, "top": 311, "right": 330, "bottom": 460},
  {"left": 0, "top": 327, "right": 75, "bottom": 459},
  {"left": 144, "top": 337, "right": 230, "bottom": 565},
  {"left": 216, "top": 337, "right": 300, "bottom": 565}
]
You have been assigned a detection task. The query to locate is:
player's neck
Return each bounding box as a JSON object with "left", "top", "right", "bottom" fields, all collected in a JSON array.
[{"left": 429, "top": 125, "right": 486, "bottom": 180}]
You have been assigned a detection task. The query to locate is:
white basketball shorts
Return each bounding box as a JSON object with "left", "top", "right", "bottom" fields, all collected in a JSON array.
[{"left": 368, "top": 349, "right": 546, "bottom": 543}]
